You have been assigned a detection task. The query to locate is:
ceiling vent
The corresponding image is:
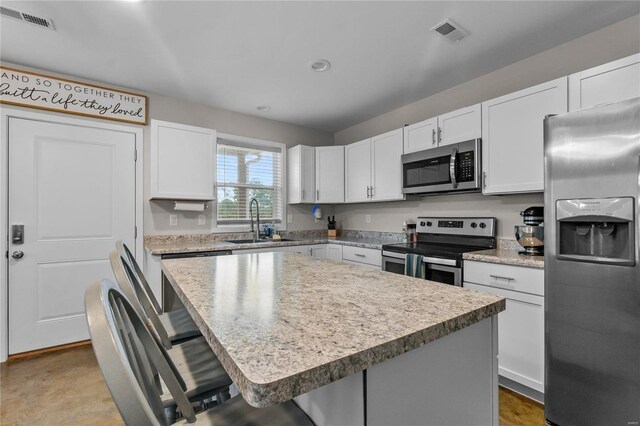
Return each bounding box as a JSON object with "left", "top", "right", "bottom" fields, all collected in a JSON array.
[
  {"left": 430, "top": 19, "right": 468, "bottom": 42},
  {"left": 0, "top": 5, "right": 54, "bottom": 30}
]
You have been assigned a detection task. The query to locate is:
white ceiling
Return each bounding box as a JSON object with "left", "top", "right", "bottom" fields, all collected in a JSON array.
[{"left": 1, "top": 1, "right": 639, "bottom": 132}]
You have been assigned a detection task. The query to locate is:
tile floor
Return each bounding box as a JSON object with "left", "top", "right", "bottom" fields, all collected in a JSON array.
[{"left": 0, "top": 344, "right": 544, "bottom": 425}]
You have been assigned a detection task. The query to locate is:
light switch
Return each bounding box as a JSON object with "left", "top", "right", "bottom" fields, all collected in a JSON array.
[
  {"left": 365, "top": 214, "right": 371, "bottom": 224},
  {"left": 198, "top": 215, "right": 206, "bottom": 225},
  {"left": 169, "top": 214, "right": 178, "bottom": 226}
]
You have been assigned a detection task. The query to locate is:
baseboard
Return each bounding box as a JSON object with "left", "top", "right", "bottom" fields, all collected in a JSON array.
[
  {"left": 7, "top": 340, "right": 91, "bottom": 361},
  {"left": 499, "top": 375, "right": 545, "bottom": 405}
]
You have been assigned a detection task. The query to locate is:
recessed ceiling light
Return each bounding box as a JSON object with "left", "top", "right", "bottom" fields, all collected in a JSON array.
[
  {"left": 257, "top": 105, "right": 271, "bottom": 112},
  {"left": 309, "top": 59, "right": 331, "bottom": 72}
]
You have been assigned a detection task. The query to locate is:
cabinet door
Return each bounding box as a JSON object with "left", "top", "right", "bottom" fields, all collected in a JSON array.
[
  {"left": 464, "top": 282, "right": 544, "bottom": 393},
  {"left": 569, "top": 54, "right": 640, "bottom": 111},
  {"left": 403, "top": 117, "right": 437, "bottom": 154},
  {"left": 309, "top": 245, "right": 327, "bottom": 260},
  {"left": 371, "top": 128, "right": 404, "bottom": 201},
  {"left": 326, "top": 244, "right": 343, "bottom": 262},
  {"left": 315, "top": 146, "right": 345, "bottom": 203},
  {"left": 437, "top": 104, "right": 481, "bottom": 146},
  {"left": 482, "top": 77, "right": 567, "bottom": 194},
  {"left": 345, "top": 139, "right": 372, "bottom": 203},
  {"left": 287, "top": 145, "right": 302, "bottom": 204},
  {"left": 150, "top": 120, "right": 216, "bottom": 200}
]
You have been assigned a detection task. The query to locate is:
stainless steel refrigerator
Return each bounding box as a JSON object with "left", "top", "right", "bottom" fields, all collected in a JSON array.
[{"left": 544, "top": 97, "right": 640, "bottom": 425}]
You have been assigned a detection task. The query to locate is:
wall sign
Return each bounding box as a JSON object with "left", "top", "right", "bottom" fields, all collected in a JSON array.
[{"left": 0, "top": 66, "right": 147, "bottom": 125}]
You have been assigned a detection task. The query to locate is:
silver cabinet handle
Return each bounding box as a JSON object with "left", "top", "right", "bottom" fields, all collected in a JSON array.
[
  {"left": 483, "top": 172, "right": 487, "bottom": 189},
  {"left": 354, "top": 253, "right": 366, "bottom": 257},
  {"left": 12, "top": 251, "right": 24, "bottom": 260},
  {"left": 490, "top": 274, "right": 514, "bottom": 281},
  {"left": 316, "top": 189, "right": 319, "bottom": 200},
  {"left": 367, "top": 186, "right": 370, "bottom": 198},
  {"left": 370, "top": 186, "right": 374, "bottom": 197},
  {"left": 432, "top": 128, "right": 436, "bottom": 145},
  {"left": 437, "top": 127, "right": 442, "bottom": 143}
]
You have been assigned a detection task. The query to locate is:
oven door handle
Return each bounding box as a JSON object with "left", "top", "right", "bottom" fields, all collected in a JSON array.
[{"left": 449, "top": 147, "right": 458, "bottom": 189}]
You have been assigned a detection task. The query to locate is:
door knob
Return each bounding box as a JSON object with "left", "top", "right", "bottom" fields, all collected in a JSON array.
[{"left": 12, "top": 251, "right": 24, "bottom": 260}]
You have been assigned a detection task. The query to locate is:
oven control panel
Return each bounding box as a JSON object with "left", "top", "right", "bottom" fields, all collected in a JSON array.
[{"left": 416, "top": 217, "right": 495, "bottom": 237}]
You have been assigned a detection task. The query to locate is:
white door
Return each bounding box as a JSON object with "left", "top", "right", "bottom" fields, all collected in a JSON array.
[
  {"left": 344, "top": 139, "right": 371, "bottom": 203},
  {"left": 569, "top": 53, "right": 640, "bottom": 111},
  {"left": 437, "top": 104, "right": 481, "bottom": 146},
  {"left": 403, "top": 117, "right": 437, "bottom": 154},
  {"left": 8, "top": 118, "right": 136, "bottom": 354},
  {"left": 482, "top": 77, "right": 568, "bottom": 194},
  {"left": 371, "top": 128, "right": 404, "bottom": 202},
  {"left": 315, "top": 146, "right": 344, "bottom": 203}
]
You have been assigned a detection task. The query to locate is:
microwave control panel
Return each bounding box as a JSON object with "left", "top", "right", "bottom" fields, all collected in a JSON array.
[{"left": 458, "top": 151, "right": 475, "bottom": 182}]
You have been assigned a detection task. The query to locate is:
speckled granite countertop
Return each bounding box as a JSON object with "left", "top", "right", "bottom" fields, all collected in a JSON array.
[
  {"left": 463, "top": 240, "right": 544, "bottom": 269},
  {"left": 161, "top": 252, "right": 505, "bottom": 407},
  {"left": 145, "top": 230, "right": 402, "bottom": 255}
]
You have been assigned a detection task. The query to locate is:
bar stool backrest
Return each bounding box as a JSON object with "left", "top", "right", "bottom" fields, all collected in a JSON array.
[
  {"left": 109, "top": 251, "right": 172, "bottom": 349},
  {"left": 116, "top": 241, "right": 163, "bottom": 314},
  {"left": 85, "top": 279, "right": 196, "bottom": 425}
]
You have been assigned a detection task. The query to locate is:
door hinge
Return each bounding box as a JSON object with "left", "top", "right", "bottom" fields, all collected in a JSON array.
[{"left": 134, "top": 149, "right": 138, "bottom": 162}]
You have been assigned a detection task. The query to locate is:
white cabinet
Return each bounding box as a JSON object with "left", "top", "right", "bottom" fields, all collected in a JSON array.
[
  {"left": 569, "top": 53, "right": 640, "bottom": 112},
  {"left": 345, "top": 139, "right": 372, "bottom": 203},
  {"left": 403, "top": 117, "right": 437, "bottom": 154},
  {"left": 371, "top": 129, "right": 404, "bottom": 201},
  {"left": 464, "top": 261, "right": 544, "bottom": 395},
  {"left": 326, "top": 244, "right": 343, "bottom": 262},
  {"left": 150, "top": 120, "right": 216, "bottom": 200},
  {"left": 403, "top": 105, "right": 481, "bottom": 154},
  {"left": 437, "top": 104, "right": 481, "bottom": 146},
  {"left": 342, "top": 246, "right": 382, "bottom": 268},
  {"left": 482, "top": 77, "right": 568, "bottom": 194},
  {"left": 316, "top": 146, "right": 345, "bottom": 203},
  {"left": 287, "top": 145, "right": 315, "bottom": 204},
  {"left": 344, "top": 129, "right": 404, "bottom": 203}
]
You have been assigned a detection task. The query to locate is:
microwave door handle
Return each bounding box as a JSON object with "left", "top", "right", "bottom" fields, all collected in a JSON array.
[{"left": 449, "top": 147, "right": 458, "bottom": 188}]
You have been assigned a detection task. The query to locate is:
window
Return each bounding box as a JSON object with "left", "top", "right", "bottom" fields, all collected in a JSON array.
[{"left": 216, "top": 139, "right": 284, "bottom": 226}]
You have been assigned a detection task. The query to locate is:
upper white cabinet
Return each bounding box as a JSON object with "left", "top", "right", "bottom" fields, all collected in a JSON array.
[
  {"left": 345, "top": 139, "right": 372, "bottom": 203},
  {"left": 287, "top": 145, "right": 315, "bottom": 204},
  {"left": 315, "top": 146, "right": 344, "bottom": 203},
  {"left": 482, "top": 77, "right": 567, "bottom": 194},
  {"left": 371, "top": 129, "right": 404, "bottom": 201},
  {"left": 150, "top": 120, "right": 216, "bottom": 200},
  {"left": 437, "top": 104, "right": 481, "bottom": 146},
  {"left": 345, "top": 128, "right": 404, "bottom": 203},
  {"left": 403, "top": 104, "right": 481, "bottom": 154},
  {"left": 403, "top": 117, "right": 437, "bottom": 154},
  {"left": 569, "top": 54, "right": 640, "bottom": 111}
]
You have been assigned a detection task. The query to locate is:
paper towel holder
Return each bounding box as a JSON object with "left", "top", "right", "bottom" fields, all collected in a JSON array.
[{"left": 173, "top": 201, "right": 209, "bottom": 212}]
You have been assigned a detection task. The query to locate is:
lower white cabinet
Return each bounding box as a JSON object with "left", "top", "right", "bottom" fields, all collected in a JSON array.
[
  {"left": 309, "top": 245, "right": 327, "bottom": 259},
  {"left": 464, "top": 260, "right": 544, "bottom": 395},
  {"left": 342, "top": 246, "right": 382, "bottom": 268},
  {"left": 326, "top": 244, "right": 343, "bottom": 262}
]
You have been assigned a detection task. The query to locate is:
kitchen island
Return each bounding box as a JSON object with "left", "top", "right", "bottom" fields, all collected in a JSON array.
[{"left": 161, "top": 252, "right": 505, "bottom": 426}]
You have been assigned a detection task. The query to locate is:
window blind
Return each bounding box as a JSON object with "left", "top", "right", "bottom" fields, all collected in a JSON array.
[{"left": 216, "top": 141, "right": 283, "bottom": 225}]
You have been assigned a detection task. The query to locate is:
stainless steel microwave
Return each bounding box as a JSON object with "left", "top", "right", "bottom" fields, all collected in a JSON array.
[{"left": 402, "top": 138, "right": 481, "bottom": 195}]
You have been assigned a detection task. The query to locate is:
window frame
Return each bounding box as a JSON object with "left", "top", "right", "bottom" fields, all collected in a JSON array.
[{"left": 214, "top": 132, "right": 287, "bottom": 232}]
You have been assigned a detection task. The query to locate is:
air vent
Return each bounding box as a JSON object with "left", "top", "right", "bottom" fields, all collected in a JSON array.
[
  {"left": 0, "top": 5, "right": 54, "bottom": 30},
  {"left": 430, "top": 19, "right": 468, "bottom": 42}
]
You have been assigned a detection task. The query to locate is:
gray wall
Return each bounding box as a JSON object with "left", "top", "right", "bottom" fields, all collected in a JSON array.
[
  {"left": 332, "top": 15, "right": 640, "bottom": 239},
  {"left": 0, "top": 61, "right": 335, "bottom": 235}
]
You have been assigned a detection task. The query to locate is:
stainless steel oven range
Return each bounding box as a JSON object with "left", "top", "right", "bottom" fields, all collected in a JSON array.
[{"left": 382, "top": 217, "right": 496, "bottom": 286}]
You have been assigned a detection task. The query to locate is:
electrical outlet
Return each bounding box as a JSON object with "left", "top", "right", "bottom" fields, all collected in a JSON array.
[
  {"left": 198, "top": 214, "right": 206, "bottom": 225},
  {"left": 365, "top": 214, "right": 371, "bottom": 224},
  {"left": 169, "top": 214, "right": 178, "bottom": 226},
  {"left": 287, "top": 214, "right": 293, "bottom": 224}
]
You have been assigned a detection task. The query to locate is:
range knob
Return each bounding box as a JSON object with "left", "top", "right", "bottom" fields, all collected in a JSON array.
[
  {"left": 479, "top": 222, "right": 487, "bottom": 229},
  {"left": 420, "top": 221, "right": 426, "bottom": 226},
  {"left": 470, "top": 222, "right": 477, "bottom": 228},
  {"left": 426, "top": 221, "right": 432, "bottom": 227}
]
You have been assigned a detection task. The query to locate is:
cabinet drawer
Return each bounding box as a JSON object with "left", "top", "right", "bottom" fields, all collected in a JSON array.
[
  {"left": 464, "top": 260, "right": 544, "bottom": 296},
  {"left": 342, "top": 246, "right": 382, "bottom": 267},
  {"left": 343, "top": 259, "right": 380, "bottom": 270}
]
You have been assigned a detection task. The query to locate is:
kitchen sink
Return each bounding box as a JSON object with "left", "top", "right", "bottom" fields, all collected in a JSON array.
[{"left": 225, "top": 238, "right": 295, "bottom": 244}]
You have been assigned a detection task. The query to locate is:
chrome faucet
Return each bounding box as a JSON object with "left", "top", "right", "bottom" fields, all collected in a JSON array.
[{"left": 249, "top": 198, "right": 260, "bottom": 242}]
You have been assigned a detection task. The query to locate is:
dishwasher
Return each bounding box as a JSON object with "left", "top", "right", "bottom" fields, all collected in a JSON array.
[{"left": 161, "top": 249, "right": 232, "bottom": 311}]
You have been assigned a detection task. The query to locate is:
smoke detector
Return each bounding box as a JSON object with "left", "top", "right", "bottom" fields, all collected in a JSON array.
[
  {"left": 430, "top": 19, "right": 468, "bottom": 42},
  {"left": 0, "top": 5, "right": 55, "bottom": 30}
]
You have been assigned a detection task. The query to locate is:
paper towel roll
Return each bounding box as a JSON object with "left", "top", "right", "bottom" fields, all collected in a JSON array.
[{"left": 174, "top": 201, "right": 207, "bottom": 212}]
